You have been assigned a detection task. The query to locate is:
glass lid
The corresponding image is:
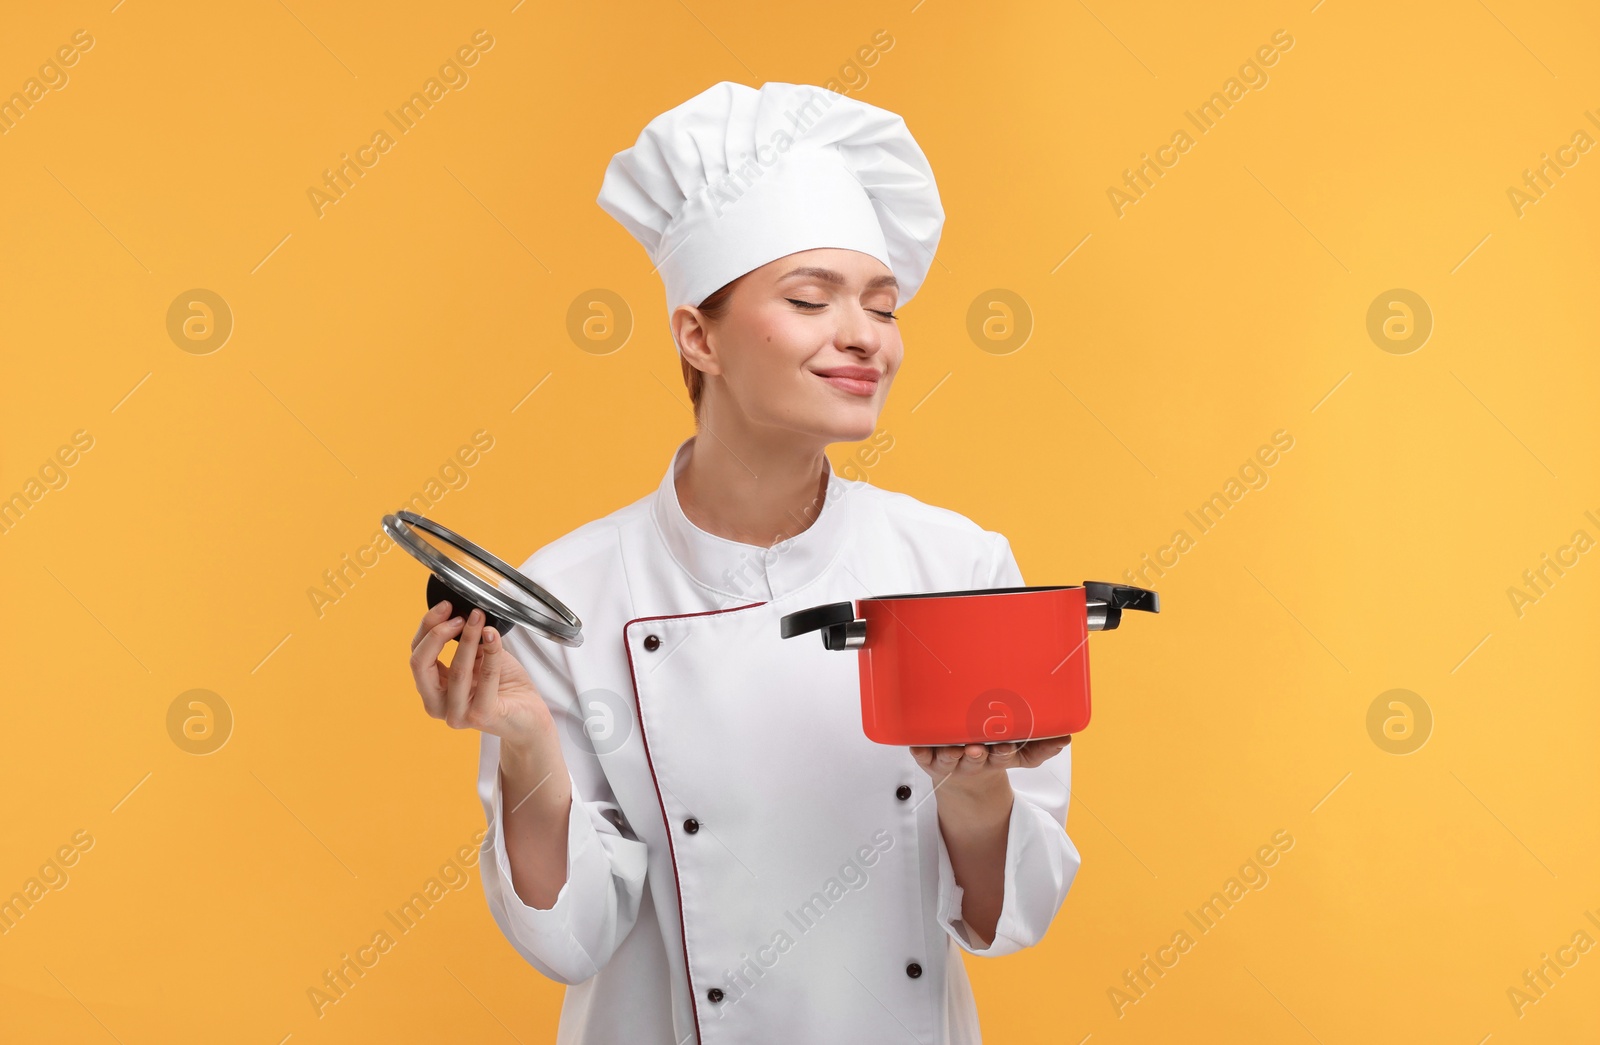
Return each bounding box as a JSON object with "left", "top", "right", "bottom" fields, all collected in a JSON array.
[{"left": 381, "top": 510, "right": 583, "bottom": 646}]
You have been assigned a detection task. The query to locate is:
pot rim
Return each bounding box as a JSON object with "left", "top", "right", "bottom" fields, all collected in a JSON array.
[{"left": 862, "top": 584, "right": 1079, "bottom": 602}]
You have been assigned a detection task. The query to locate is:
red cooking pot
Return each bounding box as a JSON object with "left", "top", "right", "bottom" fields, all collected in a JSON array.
[{"left": 779, "top": 582, "right": 1159, "bottom": 746}]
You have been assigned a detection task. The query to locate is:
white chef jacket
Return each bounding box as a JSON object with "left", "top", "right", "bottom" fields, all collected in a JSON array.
[{"left": 476, "top": 435, "right": 1081, "bottom": 1044}]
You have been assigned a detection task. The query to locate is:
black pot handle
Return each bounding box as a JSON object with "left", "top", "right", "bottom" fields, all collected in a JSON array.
[
  {"left": 1084, "top": 582, "right": 1161, "bottom": 631},
  {"left": 779, "top": 601, "right": 855, "bottom": 640}
]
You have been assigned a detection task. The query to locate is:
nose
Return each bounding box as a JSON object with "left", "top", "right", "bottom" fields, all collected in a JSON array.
[{"left": 835, "top": 301, "right": 886, "bottom": 358}]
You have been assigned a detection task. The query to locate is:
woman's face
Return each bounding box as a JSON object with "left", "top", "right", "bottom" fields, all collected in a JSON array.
[{"left": 682, "top": 247, "right": 903, "bottom": 445}]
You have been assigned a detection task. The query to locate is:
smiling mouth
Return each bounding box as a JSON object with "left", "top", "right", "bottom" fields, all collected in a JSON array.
[
  {"left": 812, "top": 366, "right": 889, "bottom": 400},
  {"left": 813, "top": 371, "right": 880, "bottom": 397}
]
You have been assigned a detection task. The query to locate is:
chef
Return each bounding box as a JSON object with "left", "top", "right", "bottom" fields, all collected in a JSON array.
[{"left": 409, "top": 80, "right": 1081, "bottom": 1043}]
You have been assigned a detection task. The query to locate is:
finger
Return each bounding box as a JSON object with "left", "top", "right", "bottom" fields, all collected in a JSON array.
[
  {"left": 1019, "top": 737, "right": 1071, "bottom": 767},
  {"left": 467, "top": 626, "right": 505, "bottom": 725},
  {"left": 909, "top": 746, "right": 934, "bottom": 768},
  {"left": 987, "top": 742, "right": 1023, "bottom": 768},
  {"left": 934, "top": 746, "right": 964, "bottom": 774},
  {"left": 444, "top": 608, "right": 486, "bottom": 725},
  {"left": 958, "top": 744, "right": 990, "bottom": 771},
  {"left": 410, "top": 615, "right": 466, "bottom": 715},
  {"left": 411, "top": 599, "right": 455, "bottom": 652}
]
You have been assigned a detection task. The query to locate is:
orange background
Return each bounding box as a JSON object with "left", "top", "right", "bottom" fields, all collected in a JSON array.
[{"left": 3, "top": 1, "right": 1598, "bottom": 1041}]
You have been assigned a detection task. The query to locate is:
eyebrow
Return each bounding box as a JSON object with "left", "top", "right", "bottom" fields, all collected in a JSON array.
[{"left": 778, "top": 266, "right": 899, "bottom": 291}]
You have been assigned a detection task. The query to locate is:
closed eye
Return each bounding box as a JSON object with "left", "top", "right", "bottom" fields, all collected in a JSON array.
[{"left": 788, "top": 298, "right": 898, "bottom": 321}]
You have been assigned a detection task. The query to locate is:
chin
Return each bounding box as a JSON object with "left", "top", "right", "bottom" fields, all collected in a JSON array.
[{"left": 818, "top": 405, "right": 880, "bottom": 444}]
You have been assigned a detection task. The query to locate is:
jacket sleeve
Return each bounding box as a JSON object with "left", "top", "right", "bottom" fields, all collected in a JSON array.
[
  {"left": 476, "top": 594, "right": 649, "bottom": 984},
  {"left": 932, "top": 532, "right": 1083, "bottom": 957}
]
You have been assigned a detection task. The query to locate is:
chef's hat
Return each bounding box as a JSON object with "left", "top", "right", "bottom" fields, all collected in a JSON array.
[{"left": 597, "top": 81, "right": 944, "bottom": 319}]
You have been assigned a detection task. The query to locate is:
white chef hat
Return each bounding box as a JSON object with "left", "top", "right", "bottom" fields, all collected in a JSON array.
[{"left": 596, "top": 81, "right": 944, "bottom": 320}]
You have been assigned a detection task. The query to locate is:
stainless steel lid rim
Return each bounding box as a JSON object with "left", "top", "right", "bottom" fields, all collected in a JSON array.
[{"left": 380, "top": 511, "right": 584, "bottom": 645}]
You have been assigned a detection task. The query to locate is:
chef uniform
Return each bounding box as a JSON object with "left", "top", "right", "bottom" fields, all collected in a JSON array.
[{"left": 475, "top": 81, "right": 1082, "bottom": 1044}]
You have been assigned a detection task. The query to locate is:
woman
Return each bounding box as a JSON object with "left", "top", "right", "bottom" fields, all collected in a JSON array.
[{"left": 409, "top": 81, "right": 1080, "bottom": 1044}]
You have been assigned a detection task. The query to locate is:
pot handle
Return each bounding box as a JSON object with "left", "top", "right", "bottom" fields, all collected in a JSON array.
[
  {"left": 779, "top": 602, "right": 866, "bottom": 650},
  {"left": 1084, "top": 581, "right": 1161, "bottom": 631}
]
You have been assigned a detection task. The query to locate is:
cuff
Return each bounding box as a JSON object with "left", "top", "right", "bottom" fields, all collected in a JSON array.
[
  {"left": 934, "top": 788, "right": 1081, "bottom": 957},
  {"left": 481, "top": 764, "right": 612, "bottom": 982}
]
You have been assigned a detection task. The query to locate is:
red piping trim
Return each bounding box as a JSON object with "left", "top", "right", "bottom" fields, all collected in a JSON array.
[{"left": 622, "top": 600, "right": 767, "bottom": 1043}]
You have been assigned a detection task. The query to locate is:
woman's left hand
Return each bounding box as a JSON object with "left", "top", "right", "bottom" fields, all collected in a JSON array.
[{"left": 909, "top": 736, "right": 1071, "bottom": 798}]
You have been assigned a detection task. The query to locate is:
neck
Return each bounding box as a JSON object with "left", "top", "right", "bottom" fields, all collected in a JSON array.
[{"left": 675, "top": 429, "right": 831, "bottom": 550}]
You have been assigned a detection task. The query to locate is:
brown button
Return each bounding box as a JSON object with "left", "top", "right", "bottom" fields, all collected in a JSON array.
[
  {"left": 683, "top": 818, "right": 700, "bottom": 834},
  {"left": 644, "top": 634, "right": 661, "bottom": 651},
  {"left": 896, "top": 785, "right": 912, "bottom": 801},
  {"left": 708, "top": 987, "right": 725, "bottom": 1002},
  {"left": 906, "top": 961, "right": 923, "bottom": 978}
]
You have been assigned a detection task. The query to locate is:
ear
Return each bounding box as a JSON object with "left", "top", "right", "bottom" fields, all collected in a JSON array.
[{"left": 670, "top": 304, "right": 723, "bottom": 378}]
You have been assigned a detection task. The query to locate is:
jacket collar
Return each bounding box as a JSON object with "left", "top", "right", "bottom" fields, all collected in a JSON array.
[{"left": 651, "top": 435, "right": 854, "bottom": 605}]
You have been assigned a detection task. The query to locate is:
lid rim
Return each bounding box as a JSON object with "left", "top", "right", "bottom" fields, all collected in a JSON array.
[{"left": 381, "top": 511, "right": 584, "bottom": 645}]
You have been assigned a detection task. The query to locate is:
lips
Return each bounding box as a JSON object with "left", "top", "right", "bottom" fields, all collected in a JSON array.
[{"left": 812, "top": 366, "right": 881, "bottom": 397}]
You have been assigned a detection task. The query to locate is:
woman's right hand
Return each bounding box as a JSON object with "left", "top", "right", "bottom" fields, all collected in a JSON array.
[{"left": 410, "top": 599, "right": 554, "bottom": 746}]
